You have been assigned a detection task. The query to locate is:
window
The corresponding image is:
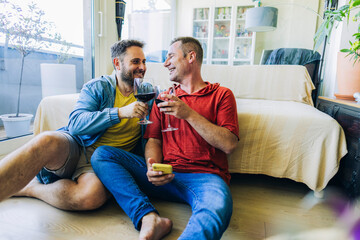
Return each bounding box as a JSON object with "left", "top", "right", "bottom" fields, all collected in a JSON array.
[
  {"left": 0, "top": 0, "right": 84, "bottom": 138},
  {"left": 125, "top": 0, "right": 174, "bottom": 62}
]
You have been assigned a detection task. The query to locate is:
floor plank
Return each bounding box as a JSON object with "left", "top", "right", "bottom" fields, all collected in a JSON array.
[{"left": 0, "top": 174, "right": 340, "bottom": 239}]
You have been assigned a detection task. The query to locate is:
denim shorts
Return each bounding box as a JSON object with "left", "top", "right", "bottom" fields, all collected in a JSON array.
[{"left": 37, "top": 131, "right": 95, "bottom": 184}]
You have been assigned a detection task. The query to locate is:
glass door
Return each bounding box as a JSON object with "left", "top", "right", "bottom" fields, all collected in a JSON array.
[
  {"left": 193, "top": 8, "right": 209, "bottom": 64},
  {"left": 211, "top": 6, "right": 232, "bottom": 65},
  {"left": 233, "top": 6, "right": 254, "bottom": 65}
]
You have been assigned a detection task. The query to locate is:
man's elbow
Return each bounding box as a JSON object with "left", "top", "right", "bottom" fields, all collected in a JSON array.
[{"left": 224, "top": 140, "right": 238, "bottom": 155}]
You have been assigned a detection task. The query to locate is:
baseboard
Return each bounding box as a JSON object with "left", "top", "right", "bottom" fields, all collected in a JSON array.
[{"left": 0, "top": 135, "right": 34, "bottom": 160}]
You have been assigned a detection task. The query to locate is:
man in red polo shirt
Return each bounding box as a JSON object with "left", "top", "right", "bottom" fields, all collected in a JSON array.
[{"left": 92, "top": 37, "right": 239, "bottom": 240}]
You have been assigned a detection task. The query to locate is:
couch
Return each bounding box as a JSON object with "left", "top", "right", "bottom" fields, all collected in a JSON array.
[{"left": 34, "top": 63, "right": 347, "bottom": 192}]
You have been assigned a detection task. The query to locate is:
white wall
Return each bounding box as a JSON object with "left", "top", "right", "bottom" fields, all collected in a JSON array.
[{"left": 254, "top": 0, "right": 320, "bottom": 63}]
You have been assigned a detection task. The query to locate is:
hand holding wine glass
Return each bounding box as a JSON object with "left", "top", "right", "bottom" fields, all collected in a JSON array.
[
  {"left": 134, "top": 78, "right": 155, "bottom": 125},
  {"left": 161, "top": 85, "right": 178, "bottom": 132}
]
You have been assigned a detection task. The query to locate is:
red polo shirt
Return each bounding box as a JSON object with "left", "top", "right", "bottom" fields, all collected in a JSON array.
[{"left": 144, "top": 82, "right": 239, "bottom": 185}]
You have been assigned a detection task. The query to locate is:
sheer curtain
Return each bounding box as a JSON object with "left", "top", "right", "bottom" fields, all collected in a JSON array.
[{"left": 126, "top": 0, "right": 174, "bottom": 59}]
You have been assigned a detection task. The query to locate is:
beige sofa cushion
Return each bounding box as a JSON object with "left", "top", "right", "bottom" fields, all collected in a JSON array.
[
  {"left": 146, "top": 63, "right": 315, "bottom": 106},
  {"left": 202, "top": 64, "right": 315, "bottom": 105}
]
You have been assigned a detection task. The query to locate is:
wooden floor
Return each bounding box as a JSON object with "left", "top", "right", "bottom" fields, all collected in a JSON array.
[{"left": 0, "top": 174, "right": 345, "bottom": 240}]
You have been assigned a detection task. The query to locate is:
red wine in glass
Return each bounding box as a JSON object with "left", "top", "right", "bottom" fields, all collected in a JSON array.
[
  {"left": 134, "top": 78, "right": 155, "bottom": 125},
  {"left": 134, "top": 92, "right": 156, "bottom": 102}
]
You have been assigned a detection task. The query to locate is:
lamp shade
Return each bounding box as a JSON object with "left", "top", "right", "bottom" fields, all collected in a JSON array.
[{"left": 245, "top": 7, "right": 278, "bottom": 32}]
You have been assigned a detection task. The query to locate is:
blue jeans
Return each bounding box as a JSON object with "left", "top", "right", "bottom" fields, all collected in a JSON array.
[{"left": 91, "top": 145, "right": 233, "bottom": 240}]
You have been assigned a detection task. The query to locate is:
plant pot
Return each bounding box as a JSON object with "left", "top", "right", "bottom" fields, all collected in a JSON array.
[
  {"left": 335, "top": 52, "right": 360, "bottom": 100},
  {"left": 0, "top": 113, "right": 33, "bottom": 138},
  {"left": 40, "top": 63, "right": 76, "bottom": 98}
]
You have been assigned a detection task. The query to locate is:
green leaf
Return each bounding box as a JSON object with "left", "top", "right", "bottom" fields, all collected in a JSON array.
[
  {"left": 339, "top": 5, "right": 350, "bottom": 11},
  {"left": 325, "top": 20, "right": 335, "bottom": 38},
  {"left": 314, "top": 29, "right": 327, "bottom": 51},
  {"left": 314, "top": 21, "right": 327, "bottom": 50},
  {"left": 335, "top": 16, "right": 343, "bottom": 21},
  {"left": 351, "top": 0, "right": 360, "bottom": 7},
  {"left": 340, "top": 49, "right": 351, "bottom": 52}
]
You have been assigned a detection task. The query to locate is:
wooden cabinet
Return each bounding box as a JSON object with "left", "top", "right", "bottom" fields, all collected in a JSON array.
[
  {"left": 316, "top": 96, "right": 360, "bottom": 198},
  {"left": 192, "top": 5, "right": 255, "bottom": 66}
]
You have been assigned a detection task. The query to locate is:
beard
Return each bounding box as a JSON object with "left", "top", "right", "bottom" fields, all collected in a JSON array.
[
  {"left": 120, "top": 64, "right": 134, "bottom": 87},
  {"left": 120, "top": 62, "right": 145, "bottom": 87}
]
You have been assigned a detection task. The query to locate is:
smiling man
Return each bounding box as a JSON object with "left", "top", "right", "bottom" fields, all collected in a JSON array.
[{"left": 0, "top": 39, "right": 149, "bottom": 211}]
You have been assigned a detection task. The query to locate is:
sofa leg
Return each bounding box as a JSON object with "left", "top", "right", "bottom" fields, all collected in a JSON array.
[{"left": 314, "top": 190, "right": 324, "bottom": 199}]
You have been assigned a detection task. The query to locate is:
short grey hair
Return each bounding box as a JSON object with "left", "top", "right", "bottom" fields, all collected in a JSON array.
[{"left": 171, "top": 37, "right": 203, "bottom": 65}]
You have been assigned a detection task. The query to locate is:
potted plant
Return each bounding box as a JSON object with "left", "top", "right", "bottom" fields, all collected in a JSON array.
[
  {"left": 314, "top": 0, "right": 360, "bottom": 99},
  {"left": 0, "top": 0, "right": 56, "bottom": 137}
]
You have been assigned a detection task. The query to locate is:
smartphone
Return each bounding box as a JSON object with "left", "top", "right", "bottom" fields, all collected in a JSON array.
[
  {"left": 155, "top": 98, "right": 165, "bottom": 105},
  {"left": 152, "top": 163, "right": 173, "bottom": 174}
]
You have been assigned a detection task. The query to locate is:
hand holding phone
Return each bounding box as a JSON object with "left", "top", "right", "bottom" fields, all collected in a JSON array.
[{"left": 152, "top": 163, "right": 173, "bottom": 174}]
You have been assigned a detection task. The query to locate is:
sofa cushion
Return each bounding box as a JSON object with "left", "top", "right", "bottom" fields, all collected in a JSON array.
[
  {"left": 146, "top": 63, "right": 314, "bottom": 106},
  {"left": 202, "top": 65, "right": 315, "bottom": 106}
]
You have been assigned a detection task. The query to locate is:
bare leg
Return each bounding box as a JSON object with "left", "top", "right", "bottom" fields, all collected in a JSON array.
[
  {"left": 139, "top": 212, "right": 172, "bottom": 240},
  {"left": 0, "top": 132, "right": 69, "bottom": 202},
  {"left": 15, "top": 173, "right": 110, "bottom": 211}
]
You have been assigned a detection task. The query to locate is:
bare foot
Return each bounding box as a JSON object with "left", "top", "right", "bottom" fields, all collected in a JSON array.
[
  {"left": 12, "top": 177, "right": 40, "bottom": 197},
  {"left": 139, "top": 212, "right": 172, "bottom": 240}
]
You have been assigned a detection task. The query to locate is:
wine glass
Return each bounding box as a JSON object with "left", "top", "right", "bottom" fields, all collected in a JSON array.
[
  {"left": 134, "top": 78, "right": 155, "bottom": 125},
  {"left": 161, "top": 86, "right": 178, "bottom": 132}
]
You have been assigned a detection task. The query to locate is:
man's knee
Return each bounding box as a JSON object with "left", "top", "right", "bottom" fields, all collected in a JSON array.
[
  {"left": 31, "top": 131, "right": 68, "bottom": 155},
  {"left": 91, "top": 146, "right": 111, "bottom": 172},
  {"left": 196, "top": 186, "right": 233, "bottom": 227},
  {"left": 91, "top": 145, "right": 108, "bottom": 162},
  {"left": 215, "top": 189, "right": 232, "bottom": 223},
  {"left": 203, "top": 194, "right": 232, "bottom": 221},
  {"left": 74, "top": 188, "right": 108, "bottom": 210},
  {"left": 30, "top": 132, "right": 70, "bottom": 170},
  {"left": 72, "top": 173, "right": 109, "bottom": 210}
]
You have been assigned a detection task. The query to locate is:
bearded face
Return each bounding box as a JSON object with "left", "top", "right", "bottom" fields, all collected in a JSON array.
[
  {"left": 116, "top": 46, "right": 146, "bottom": 87},
  {"left": 120, "top": 61, "right": 134, "bottom": 87}
]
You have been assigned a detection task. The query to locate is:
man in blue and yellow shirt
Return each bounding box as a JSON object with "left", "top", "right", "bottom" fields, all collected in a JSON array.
[{"left": 0, "top": 39, "right": 149, "bottom": 211}]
